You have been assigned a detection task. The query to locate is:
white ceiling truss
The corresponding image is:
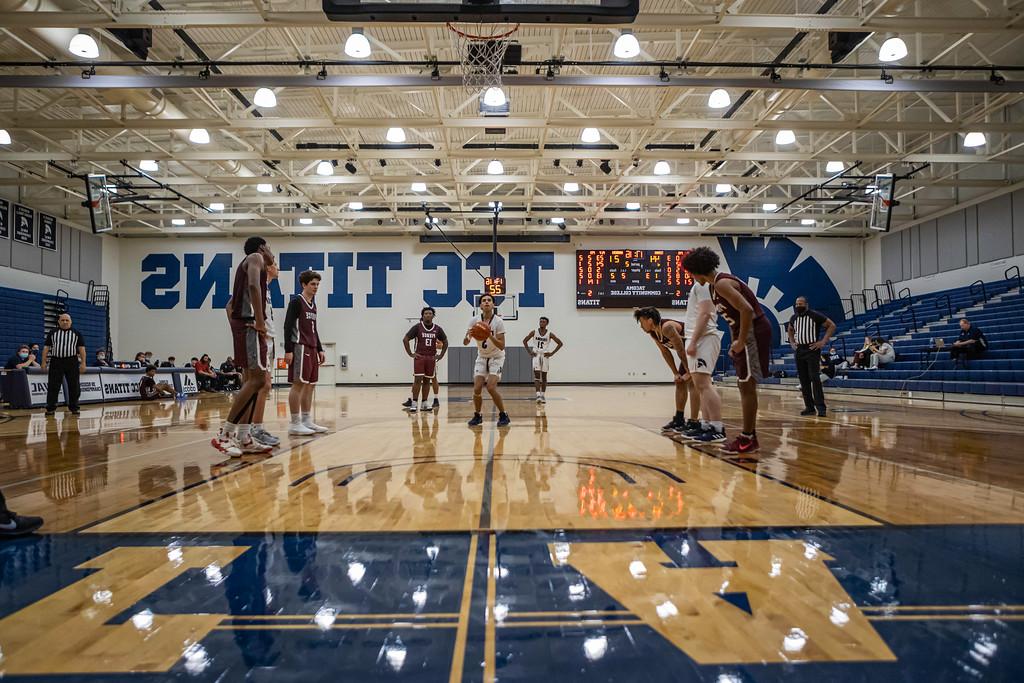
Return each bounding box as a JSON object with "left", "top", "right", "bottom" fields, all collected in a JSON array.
[{"left": 0, "top": 0, "right": 1022, "bottom": 238}]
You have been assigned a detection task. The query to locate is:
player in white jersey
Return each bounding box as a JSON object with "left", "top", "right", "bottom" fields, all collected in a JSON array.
[
  {"left": 463, "top": 294, "right": 510, "bottom": 428},
  {"left": 679, "top": 281, "right": 726, "bottom": 443},
  {"left": 522, "top": 316, "right": 564, "bottom": 403}
]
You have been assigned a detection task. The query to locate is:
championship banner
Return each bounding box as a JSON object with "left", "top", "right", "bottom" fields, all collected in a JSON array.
[
  {"left": 0, "top": 198, "right": 9, "bottom": 239},
  {"left": 13, "top": 204, "right": 34, "bottom": 244},
  {"left": 38, "top": 213, "right": 58, "bottom": 251}
]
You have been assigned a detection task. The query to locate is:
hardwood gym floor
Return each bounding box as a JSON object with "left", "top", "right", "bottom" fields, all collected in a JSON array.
[{"left": 0, "top": 385, "right": 1021, "bottom": 680}]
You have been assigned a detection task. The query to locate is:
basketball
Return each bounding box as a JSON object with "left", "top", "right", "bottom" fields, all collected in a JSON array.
[{"left": 470, "top": 321, "right": 491, "bottom": 341}]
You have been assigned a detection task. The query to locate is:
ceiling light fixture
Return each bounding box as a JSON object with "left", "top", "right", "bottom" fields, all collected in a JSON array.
[
  {"left": 715, "top": 183, "right": 732, "bottom": 194},
  {"left": 0, "top": 129, "right": 10, "bottom": 145},
  {"left": 411, "top": 181, "right": 427, "bottom": 192},
  {"left": 878, "top": 36, "right": 908, "bottom": 62},
  {"left": 676, "top": 217, "right": 690, "bottom": 225},
  {"left": 300, "top": 217, "right": 313, "bottom": 225},
  {"left": 349, "top": 201, "right": 363, "bottom": 210},
  {"left": 68, "top": 31, "right": 99, "bottom": 59},
  {"left": 171, "top": 218, "right": 185, "bottom": 226},
  {"left": 613, "top": 30, "right": 640, "bottom": 59},
  {"left": 775, "top": 129, "right": 796, "bottom": 145},
  {"left": 564, "top": 182, "right": 579, "bottom": 193},
  {"left": 386, "top": 127, "right": 406, "bottom": 143},
  {"left": 801, "top": 218, "right": 816, "bottom": 225},
  {"left": 653, "top": 160, "right": 671, "bottom": 175},
  {"left": 551, "top": 217, "right": 565, "bottom": 224},
  {"left": 708, "top": 88, "right": 731, "bottom": 109},
  {"left": 487, "top": 159, "right": 504, "bottom": 175},
  {"left": 256, "top": 182, "right": 273, "bottom": 193},
  {"left": 963, "top": 131, "right": 987, "bottom": 148},
  {"left": 483, "top": 87, "right": 507, "bottom": 107},
  {"left": 763, "top": 203, "right": 778, "bottom": 211},
  {"left": 581, "top": 127, "right": 601, "bottom": 143},
  {"left": 825, "top": 160, "right": 844, "bottom": 173},
  {"left": 253, "top": 87, "right": 277, "bottom": 108},
  {"left": 345, "top": 28, "right": 372, "bottom": 59},
  {"left": 625, "top": 201, "right": 641, "bottom": 211},
  {"left": 315, "top": 160, "right": 334, "bottom": 176},
  {"left": 189, "top": 128, "right": 210, "bottom": 144},
  {"left": 139, "top": 159, "right": 158, "bottom": 172},
  {"left": 209, "top": 202, "right": 224, "bottom": 211}
]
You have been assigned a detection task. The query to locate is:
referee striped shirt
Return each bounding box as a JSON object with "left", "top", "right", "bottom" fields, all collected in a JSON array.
[
  {"left": 788, "top": 310, "right": 827, "bottom": 346},
  {"left": 45, "top": 328, "right": 85, "bottom": 358}
]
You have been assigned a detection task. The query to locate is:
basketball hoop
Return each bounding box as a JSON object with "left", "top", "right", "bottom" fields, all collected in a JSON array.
[{"left": 446, "top": 20, "right": 520, "bottom": 96}]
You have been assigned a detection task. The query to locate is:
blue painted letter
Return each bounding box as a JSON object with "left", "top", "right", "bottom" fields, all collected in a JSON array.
[
  {"left": 141, "top": 253, "right": 180, "bottom": 309},
  {"left": 509, "top": 252, "right": 554, "bottom": 307},
  {"left": 357, "top": 252, "right": 402, "bottom": 308},
  {"left": 422, "top": 252, "right": 463, "bottom": 308},
  {"left": 184, "top": 253, "right": 232, "bottom": 309}
]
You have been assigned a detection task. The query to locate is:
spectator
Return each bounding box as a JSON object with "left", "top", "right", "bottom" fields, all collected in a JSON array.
[
  {"left": 94, "top": 349, "right": 112, "bottom": 367},
  {"left": 5, "top": 344, "right": 40, "bottom": 370},
  {"left": 0, "top": 488, "right": 43, "bottom": 538},
  {"left": 189, "top": 357, "right": 199, "bottom": 368},
  {"left": 868, "top": 337, "right": 895, "bottom": 369},
  {"left": 144, "top": 351, "right": 157, "bottom": 366},
  {"left": 29, "top": 343, "right": 41, "bottom": 359},
  {"left": 949, "top": 318, "right": 987, "bottom": 368},
  {"left": 160, "top": 356, "right": 177, "bottom": 368},
  {"left": 194, "top": 354, "right": 219, "bottom": 391},
  {"left": 139, "top": 365, "right": 175, "bottom": 400},
  {"left": 219, "top": 356, "right": 242, "bottom": 391},
  {"left": 821, "top": 346, "right": 847, "bottom": 380},
  {"left": 133, "top": 352, "right": 147, "bottom": 367},
  {"left": 852, "top": 336, "right": 873, "bottom": 369}
]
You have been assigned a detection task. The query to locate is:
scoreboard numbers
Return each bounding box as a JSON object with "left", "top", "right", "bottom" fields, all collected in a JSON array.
[{"left": 576, "top": 249, "right": 694, "bottom": 308}]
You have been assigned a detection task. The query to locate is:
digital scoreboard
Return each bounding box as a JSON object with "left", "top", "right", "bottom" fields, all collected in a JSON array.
[
  {"left": 483, "top": 276, "right": 506, "bottom": 297},
  {"left": 576, "top": 249, "right": 694, "bottom": 308}
]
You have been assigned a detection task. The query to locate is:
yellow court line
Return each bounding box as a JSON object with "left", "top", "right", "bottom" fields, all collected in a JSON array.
[
  {"left": 449, "top": 534, "right": 480, "bottom": 683},
  {"left": 224, "top": 613, "right": 459, "bottom": 620},
  {"left": 215, "top": 623, "right": 457, "bottom": 631},
  {"left": 498, "top": 620, "right": 645, "bottom": 628},
  {"left": 866, "top": 615, "right": 1024, "bottom": 621},
  {"left": 507, "top": 610, "right": 633, "bottom": 618},
  {"left": 484, "top": 534, "right": 497, "bottom": 683},
  {"left": 859, "top": 604, "right": 1024, "bottom": 612}
]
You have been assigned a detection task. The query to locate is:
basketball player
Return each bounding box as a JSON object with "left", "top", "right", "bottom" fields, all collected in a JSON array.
[
  {"left": 522, "top": 316, "right": 564, "bottom": 403},
  {"left": 464, "top": 294, "right": 510, "bottom": 427},
  {"left": 682, "top": 246, "right": 772, "bottom": 454},
  {"left": 402, "top": 307, "right": 448, "bottom": 413},
  {"left": 211, "top": 236, "right": 275, "bottom": 456},
  {"left": 633, "top": 307, "right": 700, "bottom": 433},
  {"left": 284, "top": 270, "right": 329, "bottom": 435},
  {"left": 679, "top": 278, "right": 727, "bottom": 442}
]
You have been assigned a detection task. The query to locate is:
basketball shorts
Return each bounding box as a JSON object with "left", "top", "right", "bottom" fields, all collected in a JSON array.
[
  {"left": 729, "top": 317, "right": 773, "bottom": 382},
  {"left": 288, "top": 343, "right": 319, "bottom": 384},
  {"left": 685, "top": 332, "right": 723, "bottom": 375},
  {"left": 532, "top": 352, "right": 550, "bottom": 373},
  {"left": 230, "top": 318, "right": 267, "bottom": 371},
  {"left": 474, "top": 352, "right": 505, "bottom": 379},
  {"left": 414, "top": 354, "right": 437, "bottom": 378}
]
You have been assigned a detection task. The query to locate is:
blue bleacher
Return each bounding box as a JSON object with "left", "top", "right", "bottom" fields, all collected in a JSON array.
[
  {"left": 0, "top": 286, "right": 109, "bottom": 362},
  {"left": 766, "top": 274, "right": 1024, "bottom": 398}
]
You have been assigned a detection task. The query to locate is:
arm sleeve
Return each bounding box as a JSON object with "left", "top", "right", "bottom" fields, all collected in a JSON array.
[
  {"left": 44, "top": 330, "right": 53, "bottom": 346},
  {"left": 809, "top": 310, "right": 828, "bottom": 326},
  {"left": 283, "top": 298, "right": 300, "bottom": 353},
  {"left": 404, "top": 325, "right": 419, "bottom": 340},
  {"left": 76, "top": 331, "right": 86, "bottom": 349}
]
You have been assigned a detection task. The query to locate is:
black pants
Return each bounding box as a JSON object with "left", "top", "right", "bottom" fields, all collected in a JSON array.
[
  {"left": 950, "top": 345, "right": 982, "bottom": 365},
  {"left": 46, "top": 357, "right": 80, "bottom": 412},
  {"left": 0, "top": 488, "right": 8, "bottom": 518},
  {"left": 795, "top": 346, "right": 826, "bottom": 411}
]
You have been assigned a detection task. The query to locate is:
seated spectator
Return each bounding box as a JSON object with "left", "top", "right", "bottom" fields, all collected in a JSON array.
[
  {"left": 821, "top": 346, "right": 847, "bottom": 379},
  {"left": 194, "top": 354, "right": 219, "bottom": 391},
  {"left": 189, "top": 357, "right": 199, "bottom": 368},
  {"left": 29, "top": 343, "right": 41, "bottom": 360},
  {"left": 144, "top": 351, "right": 158, "bottom": 366},
  {"left": 219, "top": 356, "right": 242, "bottom": 391},
  {"left": 94, "top": 349, "right": 112, "bottom": 367},
  {"left": 133, "top": 352, "right": 147, "bottom": 367},
  {"left": 949, "top": 318, "right": 987, "bottom": 367},
  {"left": 160, "top": 356, "right": 177, "bottom": 368},
  {"left": 5, "top": 344, "right": 40, "bottom": 370},
  {"left": 139, "top": 365, "right": 175, "bottom": 400},
  {"left": 868, "top": 337, "right": 895, "bottom": 369},
  {"left": 852, "top": 336, "right": 873, "bottom": 369}
]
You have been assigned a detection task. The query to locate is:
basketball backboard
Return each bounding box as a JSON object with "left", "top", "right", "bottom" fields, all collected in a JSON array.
[
  {"left": 473, "top": 292, "right": 518, "bottom": 321},
  {"left": 322, "top": 0, "right": 639, "bottom": 23},
  {"left": 869, "top": 173, "right": 895, "bottom": 232},
  {"left": 85, "top": 173, "right": 114, "bottom": 234}
]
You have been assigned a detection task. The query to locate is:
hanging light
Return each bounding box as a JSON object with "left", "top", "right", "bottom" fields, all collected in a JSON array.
[
  {"left": 613, "top": 30, "right": 640, "bottom": 59},
  {"left": 580, "top": 127, "right": 601, "bottom": 143},
  {"left": 386, "top": 127, "right": 406, "bottom": 143},
  {"left": 878, "top": 37, "right": 908, "bottom": 62},
  {"left": 68, "top": 31, "right": 99, "bottom": 59},
  {"left": 653, "top": 160, "right": 671, "bottom": 175},
  {"left": 564, "top": 182, "right": 579, "bottom": 193},
  {"left": 551, "top": 217, "right": 565, "bottom": 225},
  {"left": 487, "top": 159, "right": 504, "bottom": 175},
  {"left": 963, "top": 132, "right": 987, "bottom": 148},
  {"left": 209, "top": 202, "right": 224, "bottom": 211},
  {"left": 715, "top": 183, "right": 732, "bottom": 194},
  {"left": 676, "top": 217, "right": 690, "bottom": 225},
  {"left": 775, "top": 129, "right": 796, "bottom": 145},
  {"left": 299, "top": 217, "right": 313, "bottom": 225},
  {"left": 256, "top": 182, "right": 273, "bottom": 193},
  {"left": 345, "top": 28, "right": 372, "bottom": 58},
  {"left": 253, "top": 87, "right": 277, "bottom": 108},
  {"left": 315, "top": 160, "right": 334, "bottom": 176},
  {"left": 349, "top": 201, "right": 363, "bottom": 210},
  {"left": 483, "top": 87, "right": 507, "bottom": 107},
  {"left": 763, "top": 203, "right": 778, "bottom": 211},
  {"left": 801, "top": 219, "right": 816, "bottom": 225},
  {"left": 625, "top": 201, "right": 641, "bottom": 211},
  {"left": 708, "top": 89, "right": 731, "bottom": 109},
  {"left": 411, "top": 181, "right": 427, "bottom": 192},
  {"left": 0, "top": 129, "right": 10, "bottom": 145},
  {"left": 825, "top": 160, "right": 844, "bottom": 173},
  {"left": 189, "top": 128, "right": 210, "bottom": 144},
  {"left": 139, "top": 159, "right": 159, "bottom": 172},
  {"left": 171, "top": 218, "right": 185, "bottom": 226}
]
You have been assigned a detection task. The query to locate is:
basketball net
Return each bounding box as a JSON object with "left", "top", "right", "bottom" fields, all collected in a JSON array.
[{"left": 446, "top": 20, "right": 519, "bottom": 96}]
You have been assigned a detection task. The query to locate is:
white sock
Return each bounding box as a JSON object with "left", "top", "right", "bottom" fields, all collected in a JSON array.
[
  {"left": 410, "top": 396, "right": 417, "bottom": 404},
  {"left": 711, "top": 421, "right": 724, "bottom": 432},
  {"left": 301, "top": 412, "right": 311, "bottom": 424},
  {"left": 237, "top": 424, "right": 251, "bottom": 440},
  {"left": 290, "top": 413, "right": 300, "bottom": 425},
  {"left": 220, "top": 422, "right": 237, "bottom": 437}
]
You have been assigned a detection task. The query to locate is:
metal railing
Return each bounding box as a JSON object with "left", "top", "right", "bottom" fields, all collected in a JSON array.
[
  {"left": 970, "top": 279, "right": 987, "bottom": 303},
  {"left": 1006, "top": 265, "right": 1022, "bottom": 291},
  {"left": 900, "top": 308, "right": 918, "bottom": 333},
  {"left": 850, "top": 292, "right": 867, "bottom": 316},
  {"left": 841, "top": 297, "right": 855, "bottom": 320},
  {"left": 933, "top": 293, "right": 953, "bottom": 320}
]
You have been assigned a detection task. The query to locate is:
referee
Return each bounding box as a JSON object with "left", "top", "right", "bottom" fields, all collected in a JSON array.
[
  {"left": 41, "top": 313, "right": 86, "bottom": 416},
  {"left": 787, "top": 296, "right": 836, "bottom": 417}
]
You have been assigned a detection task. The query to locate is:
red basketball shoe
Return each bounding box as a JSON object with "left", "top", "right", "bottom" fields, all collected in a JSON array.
[{"left": 721, "top": 433, "right": 759, "bottom": 454}]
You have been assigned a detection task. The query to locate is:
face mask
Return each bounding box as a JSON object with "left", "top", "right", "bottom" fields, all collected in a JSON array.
[
  {"left": 145, "top": 355, "right": 153, "bottom": 360},
  {"left": 97, "top": 354, "right": 105, "bottom": 361},
  {"left": 795, "top": 305, "right": 807, "bottom": 313},
  {"left": 19, "top": 352, "right": 28, "bottom": 360}
]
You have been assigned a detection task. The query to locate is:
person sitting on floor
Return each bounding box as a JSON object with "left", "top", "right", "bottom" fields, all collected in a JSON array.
[
  {"left": 139, "top": 365, "right": 175, "bottom": 400},
  {"left": 949, "top": 318, "right": 987, "bottom": 368},
  {"left": 5, "top": 344, "right": 39, "bottom": 370},
  {"left": 868, "top": 337, "right": 896, "bottom": 369}
]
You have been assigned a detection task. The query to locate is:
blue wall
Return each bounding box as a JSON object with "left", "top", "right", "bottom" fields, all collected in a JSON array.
[{"left": 0, "top": 286, "right": 107, "bottom": 362}]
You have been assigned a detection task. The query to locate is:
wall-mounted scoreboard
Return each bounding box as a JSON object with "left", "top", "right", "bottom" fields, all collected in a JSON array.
[{"left": 576, "top": 249, "right": 694, "bottom": 308}]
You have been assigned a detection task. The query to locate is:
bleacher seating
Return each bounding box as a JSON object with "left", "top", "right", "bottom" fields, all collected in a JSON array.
[
  {"left": 0, "top": 286, "right": 109, "bottom": 363},
  {"left": 765, "top": 276, "right": 1024, "bottom": 398}
]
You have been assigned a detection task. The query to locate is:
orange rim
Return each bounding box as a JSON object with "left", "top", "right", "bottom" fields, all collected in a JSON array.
[{"left": 446, "top": 21, "right": 521, "bottom": 41}]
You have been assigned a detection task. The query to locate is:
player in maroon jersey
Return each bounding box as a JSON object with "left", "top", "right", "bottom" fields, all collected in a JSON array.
[
  {"left": 212, "top": 235, "right": 275, "bottom": 457},
  {"left": 633, "top": 307, "right": 700, "bottom": 434},
  {"left": 403, "top": 307, "right": 448, "bottom": 412},
  {"left": 284, "top": 270, "right": 328, "bottom": 435},
  {"left": 682, "top": 246, "right": 772, "bottom": 454}
]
